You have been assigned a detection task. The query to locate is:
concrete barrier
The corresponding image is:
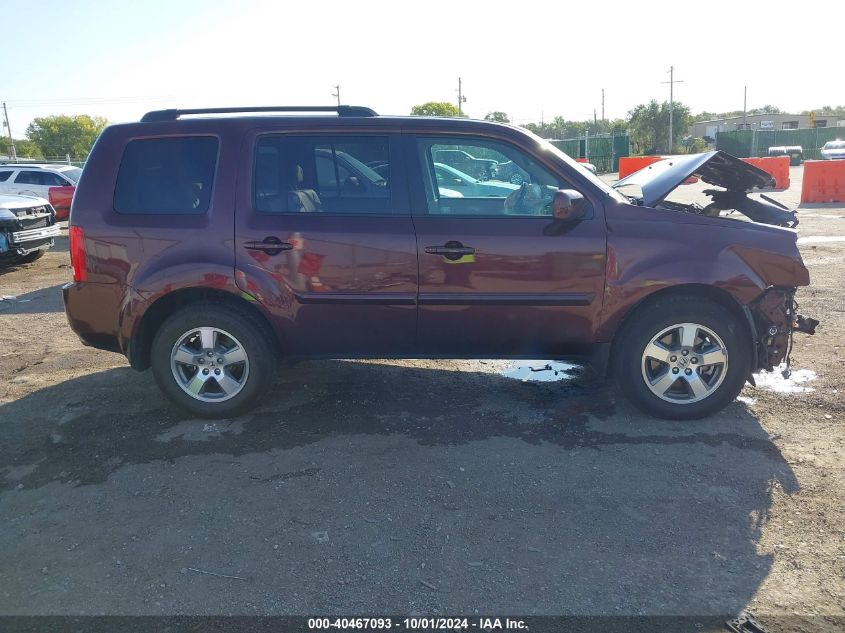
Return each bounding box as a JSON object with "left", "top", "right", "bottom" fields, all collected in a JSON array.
[
  {"left": 618, "top": 156, "right": 663, "bottom": 179},
  {"left": 801, "top": 160, "right": 845, "bottom": 203},
  {"left": 742, "top": 156, "right": 790, "bottom": 190}
]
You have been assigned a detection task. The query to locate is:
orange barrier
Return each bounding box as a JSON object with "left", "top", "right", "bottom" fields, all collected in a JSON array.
[
  {"left": 801, "top": 160, "right": 845, "bottom": 203},
  {"left": 618, "top": 156, "right": 663, "bottom": 178},
  {"left": 741, "top": 156, "right": 790, "bottom": 190},
  {"left": 575, "top": 157, "right": 588, "bottom": 163}
]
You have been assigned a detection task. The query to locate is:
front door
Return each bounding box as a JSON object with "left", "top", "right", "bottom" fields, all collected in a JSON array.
[
  {"left": 409, "top": 135, "right": 606, "bottom": 356},
  {"left": 235, "top": 131, "right": 417, "bottom": 356}
]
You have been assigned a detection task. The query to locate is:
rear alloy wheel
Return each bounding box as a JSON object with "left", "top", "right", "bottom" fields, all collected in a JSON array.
[
  {"left": 170, "top": 327, "right": 250, "bottom": 403},
  {"left": 614, "top": 297, "right": 749, "bottom": 420},
  {"left": 151, "top": 303, "right": 275, "bottom": 418}
]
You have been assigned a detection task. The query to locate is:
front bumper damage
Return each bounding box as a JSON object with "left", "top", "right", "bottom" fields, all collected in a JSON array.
[{"left": 748, "top": 287, "right": 818, "bottom": 377}]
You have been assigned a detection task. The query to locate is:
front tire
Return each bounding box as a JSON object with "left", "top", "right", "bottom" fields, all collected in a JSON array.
[
  {"left": 150, "top": 302, "right": 276, "bottom": 418},
  {"left": 11, "top": 250, "right": 46, "bottom": 265},
  {"left": 613, "top": 297, "right": 750, "bottom": 420}
]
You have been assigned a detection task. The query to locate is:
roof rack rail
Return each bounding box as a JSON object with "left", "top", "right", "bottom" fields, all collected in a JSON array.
[{"left": 140, "top": 105, "right": 378, "bottom": 122}]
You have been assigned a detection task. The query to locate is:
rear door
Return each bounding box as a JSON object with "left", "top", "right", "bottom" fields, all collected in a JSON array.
[
  {"left": 408, "top": 134, "right": 606, "bottom": 356},
  {"left": 235, "top": 130, "right": 418, "bottom": 356}
]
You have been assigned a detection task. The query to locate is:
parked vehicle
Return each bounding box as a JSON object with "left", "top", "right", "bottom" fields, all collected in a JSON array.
[
  {"left": 820, "top": 140, "right": 845, "bottom": 160},
  {"left": 433, "top": 162, "right": 519, "bottom": 197},
  {"left": 0, "top": 164, "right": 81, "bottom": 219},
  {"left": 767, "top": 145, "right": 803, "bottom": 166},
  {"left": 63, "top": 105, "right": 817, "bottom": 420},
  {"left": 432, "top": 148, "right": 498, "bottom": 180},
  {"left": 0, "top": 193, "right": 60, "bottom": 265}
]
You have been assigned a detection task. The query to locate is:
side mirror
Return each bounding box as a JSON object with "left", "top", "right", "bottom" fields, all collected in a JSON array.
[{"left": 553, "top": 189, "right": 587, "bottom": 222}]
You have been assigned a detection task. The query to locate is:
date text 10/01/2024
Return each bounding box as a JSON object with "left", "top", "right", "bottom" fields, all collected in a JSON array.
[{"left": 307, "top": 618, "right": 528, "bottom": 630}]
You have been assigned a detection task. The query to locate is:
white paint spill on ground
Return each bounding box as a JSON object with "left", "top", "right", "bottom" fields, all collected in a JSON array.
[
  {"left": 488, "top": 359, "right": 580, "bottom": 383},
  {"left": 753, "top": 366, "right": 817, "bottom": 393},
  {"left": 737, "top": 396, "right": 757, "bottom": 406},
  {"left": 797, "top": 236, "right": 845, "bottom": 245}
]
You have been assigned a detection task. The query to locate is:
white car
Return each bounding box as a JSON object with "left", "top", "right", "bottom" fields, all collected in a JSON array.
[
  {"left": 0, "top": 193, "right": 60, "bottom": 265},
  {"left": 820, "top": 140, "right": 845, "bottom": 160},
  {"left": 0, "top": 164, "right": 82, "bottom": 198}
]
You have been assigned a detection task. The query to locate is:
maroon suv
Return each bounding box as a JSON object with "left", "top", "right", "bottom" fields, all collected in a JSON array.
[{"left": 63, "top": 105, "right": 816, "bottom": 420}]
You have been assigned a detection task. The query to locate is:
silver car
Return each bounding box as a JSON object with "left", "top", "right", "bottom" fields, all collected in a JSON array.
[{"left": 820, "top": 140, "right": 845, "bottom": 160}]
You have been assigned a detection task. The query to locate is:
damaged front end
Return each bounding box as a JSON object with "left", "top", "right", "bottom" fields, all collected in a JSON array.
[
  {"left": 613, "top": 150, "right": 799, "bottom": 228},
  {"left": 748, "top": 287, "right": 818, "bottom": 379}
]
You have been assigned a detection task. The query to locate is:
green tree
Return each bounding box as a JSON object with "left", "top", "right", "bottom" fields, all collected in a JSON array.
[
  {"left": 1, "top": 138, "right": 42, "bottom": 158},
  {"left": 627, "top": 100, "right": 691, "bottom": 154},
  {"left": 25, "top": 114, "right": 108, "bottom": 158},
  {"left": 484, "top": 111, "right": 510, "bottom": 123},
  {"left": 410, "top": 102, "right": 463, "bottom": 117}
]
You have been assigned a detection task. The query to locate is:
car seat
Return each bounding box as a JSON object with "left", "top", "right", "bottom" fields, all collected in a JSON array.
[{"left": 288, "top": 164, "right": 322, "bottom": 213}]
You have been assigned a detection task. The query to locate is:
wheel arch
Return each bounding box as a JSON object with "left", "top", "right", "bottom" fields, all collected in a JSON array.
[
  {"left": 605, "top": 283, "right": 756, "bottom": 377},
  {"left": 128, "top": 288, "right": 280, "bottom": 371}
]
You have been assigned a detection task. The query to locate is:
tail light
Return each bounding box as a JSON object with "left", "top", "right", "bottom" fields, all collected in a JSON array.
[{"left": 68, "top": 226, "right": 87, "bottom": 282}]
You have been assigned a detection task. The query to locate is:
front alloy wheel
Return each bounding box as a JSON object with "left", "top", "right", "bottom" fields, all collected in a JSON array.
[
  {"left": 614, "top": 296, "right": 749, "bottom": 420},
  {"left": 641, "top": 322, "right": 728, "bottom": 403}
]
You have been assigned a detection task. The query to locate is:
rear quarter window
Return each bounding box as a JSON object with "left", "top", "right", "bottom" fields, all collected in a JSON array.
[
  {"left": 0, "top": 170, "right": 12, "bottom": 182},
  {"left": 114, "top": 136, "right": 218, "bottom": 214}
]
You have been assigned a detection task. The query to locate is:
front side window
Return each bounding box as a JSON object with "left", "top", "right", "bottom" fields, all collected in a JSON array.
[
  {"left": 254, "top": 135, "right": 390, "bottom": 214},
  {"left": 417, "top": 137, "right": 569, "bottom": 217},
  {"left": 114, "top": 136, "right": 218, "bottom": 214}
]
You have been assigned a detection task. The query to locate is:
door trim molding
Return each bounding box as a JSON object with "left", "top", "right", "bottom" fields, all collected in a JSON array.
[
  {"left": 295, "top": 292, "right": 417, "bottom": 305},
  {"left": 418, "top": 292, "right": 593, "bottom": 306}
]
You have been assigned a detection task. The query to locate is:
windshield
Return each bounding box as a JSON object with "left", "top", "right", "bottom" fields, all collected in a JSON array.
[
  {"left": 535, "top": 137, "right": 627, "bottom": 203},
  {"left": 60, "top": 167, "right": 83, "bottom": 183},
  {"left": 335, "top": 151, "right": 385, "bottom": 184},
  {"left": 824, "top": 141, "right": 845, "bottom": 150}
]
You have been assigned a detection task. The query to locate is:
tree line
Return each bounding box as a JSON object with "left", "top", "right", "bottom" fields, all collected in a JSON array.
[
  {"left": 410, "top": 101, "right": 845, "bottom": 155},
  {"left": 2, "top": 114, "right": 108, "bottom": 160}
]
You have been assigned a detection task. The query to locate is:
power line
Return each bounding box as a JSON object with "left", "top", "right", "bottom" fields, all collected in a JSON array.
[{"left": 4, "top": 95, "right": 177, "bottom": 108}]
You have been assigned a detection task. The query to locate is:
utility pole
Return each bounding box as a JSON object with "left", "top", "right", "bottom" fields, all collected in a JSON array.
[
  {"left": 2, "top": 102, "right": 16, "bottom": 160},
  {"left": 661, "top": 66, "right": 684, "bottom": 153},
  {"left": 743, "top": 85, "right": 747, "bottom": 129},
  {"left": 601, "top": 88, "right": 605, "bottom": 121},
  {"left": 457, "top": 77, "right": 466, "bottom": 115},
  {"left": 332, "top": 84, "right": 341, "bottom": 107}
]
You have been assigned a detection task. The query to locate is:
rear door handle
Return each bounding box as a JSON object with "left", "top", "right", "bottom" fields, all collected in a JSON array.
[{"left": 244, "top": 236, "right": 293, "bottom": 255}]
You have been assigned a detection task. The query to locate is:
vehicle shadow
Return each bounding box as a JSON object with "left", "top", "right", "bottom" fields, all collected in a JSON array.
[
  {"left": 0, "top": 360, "right": 799, "bottom": 616},
  {"left": 0, "top": 283, "right": 65, "bottom": 314}
]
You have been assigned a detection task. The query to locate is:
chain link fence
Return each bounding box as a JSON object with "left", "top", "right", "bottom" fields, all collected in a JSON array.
[
  {"left": 716, "top": 127, "right": 845, "bottom": 161},
  {"left": 549, "top": 134, "right": 630, "bottom": 174}
]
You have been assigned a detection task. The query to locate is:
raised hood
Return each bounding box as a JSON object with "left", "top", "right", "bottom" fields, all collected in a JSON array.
[{"left": 613, "top": 150, "right": 775, "bottom": 207}]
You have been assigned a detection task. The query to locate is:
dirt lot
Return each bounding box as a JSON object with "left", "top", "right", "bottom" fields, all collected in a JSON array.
[{"left": 1, "top": 166, "right": 844, "bottom": 631}]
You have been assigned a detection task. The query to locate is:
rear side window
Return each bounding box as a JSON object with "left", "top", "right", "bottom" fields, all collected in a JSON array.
[
  {"left": 254, "top": 135, "right": 390, "bottom": 214},
  {"left": 0, "top": 170, "right": 12, "bottom": 182},
  {"left": 14, "top": 170, "right": 67, "bottom": 186},
  {"left": 114, "top": 136, "right": 218, "bottom": 214}
]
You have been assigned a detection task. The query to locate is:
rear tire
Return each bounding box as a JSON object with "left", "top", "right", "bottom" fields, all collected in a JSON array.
[
  {"left": 150, "top": 302, "right": 276, "bottom": 418},
  {"left": 613, "top": 296, "right": 750, "bottom": 420}
]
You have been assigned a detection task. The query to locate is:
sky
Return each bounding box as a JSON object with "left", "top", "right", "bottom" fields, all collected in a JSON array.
[{"left": 2, "top": 0, "right": 842, "bottom": 137}]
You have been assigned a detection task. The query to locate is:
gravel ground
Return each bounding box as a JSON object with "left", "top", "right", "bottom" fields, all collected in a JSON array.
[{"left": 1, "top": 165, "right": 843, "bottom": 631}]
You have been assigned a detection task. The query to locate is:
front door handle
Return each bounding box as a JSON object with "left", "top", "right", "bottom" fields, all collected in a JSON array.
[
  {"left": 244, "top": 236, "right": 293, "bottom": 255},
  {"left": 424, "top": 241, "right": 475, "bottom": 261}
]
